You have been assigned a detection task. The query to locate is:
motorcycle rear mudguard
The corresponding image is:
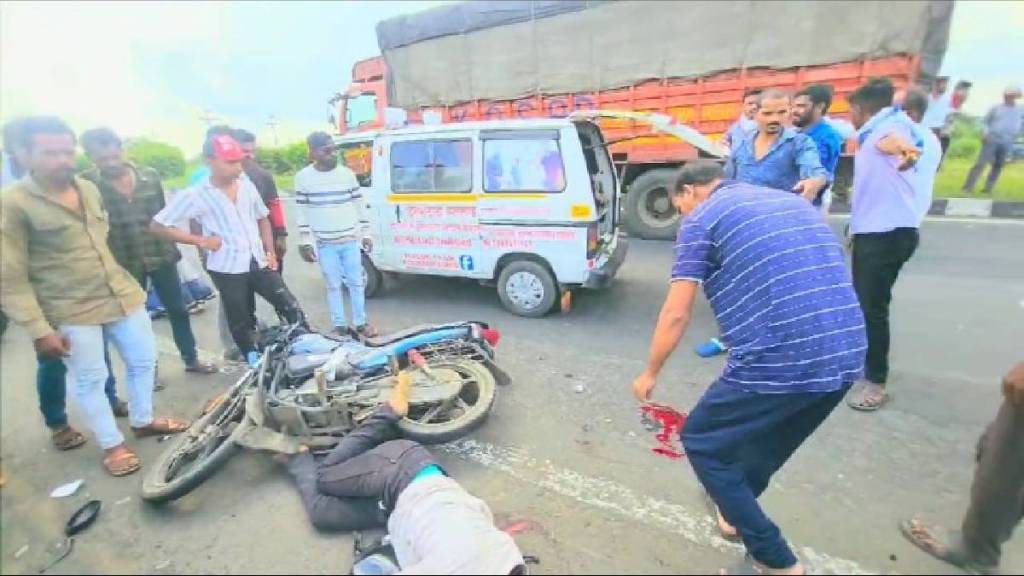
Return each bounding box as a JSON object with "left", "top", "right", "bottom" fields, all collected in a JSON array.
[
  {"left": 483, "top": 357, "right": 512, "bottom": 386},
  {"left": 358, "top": 321, "right": 485, "bottom": 348}
]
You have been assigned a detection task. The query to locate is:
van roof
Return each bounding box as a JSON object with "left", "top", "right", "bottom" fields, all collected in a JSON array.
[{"left": 332, "top": 117, "right": 577, "bottom": 144}]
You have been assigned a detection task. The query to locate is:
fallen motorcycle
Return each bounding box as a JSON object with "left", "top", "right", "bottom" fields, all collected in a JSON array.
[{"left": 141, "top": 320, "right": 508, "bottom": 504}]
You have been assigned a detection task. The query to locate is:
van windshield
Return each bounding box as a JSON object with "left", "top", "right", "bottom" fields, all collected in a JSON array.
[{"left": 345, "top": 94, "right": 378, "bottom": 131}]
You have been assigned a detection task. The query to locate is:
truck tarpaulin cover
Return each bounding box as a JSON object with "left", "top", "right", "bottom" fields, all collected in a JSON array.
[{"left": 376, "top": 0, "right": 953, "bottom": 109}]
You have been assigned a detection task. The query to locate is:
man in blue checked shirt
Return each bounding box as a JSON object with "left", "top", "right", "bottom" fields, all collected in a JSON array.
[
  {"left": 725, "top": 88, "right": 828, "bottom": 202},
  {"left": 633, "top": 161, "right": 865, "bottom": 575}
]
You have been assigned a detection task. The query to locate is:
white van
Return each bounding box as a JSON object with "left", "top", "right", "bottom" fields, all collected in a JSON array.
[{"left": 333, "top": 117, "right": 627, "bottom": 317}]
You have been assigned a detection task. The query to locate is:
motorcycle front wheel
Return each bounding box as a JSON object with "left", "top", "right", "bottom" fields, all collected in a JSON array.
[
  {"left": 141, "top": 382, "right": 250, "bottom": 504},
  {"left": 397, "top": 359, "right": 497, "bottom": 444}
]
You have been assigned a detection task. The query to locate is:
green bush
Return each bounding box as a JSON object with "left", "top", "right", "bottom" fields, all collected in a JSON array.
[
  {"left": 946, "top": 115, "right": 983, "bottom": 160},
  {"left": 126, "top": 138, "right": 186, "bottom": 179},
  {"left": 75, "top": 153, "right": 91, "bottom": 172},
  {"left": 947, "top": 137, "right": 981, "bottom": 160},
  {"left": 254, "top": 147, "right": 291, "bottom": 174},
  {"left": 254, "top": 142, "right": 309, "bottom": 175}
]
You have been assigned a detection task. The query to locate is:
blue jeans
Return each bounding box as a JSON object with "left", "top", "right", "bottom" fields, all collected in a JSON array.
[
  {"left": 60, "top": 308, "right": 157, "bottom": 449},
  {"left": 681, "top": 381, "right": 851, "bottom": 569},
  {"left": 318, "top": 241, "right": 366, "bottom": 328},
  {"left": 37, "top": 349, "right": 119, "bottom": 430}
]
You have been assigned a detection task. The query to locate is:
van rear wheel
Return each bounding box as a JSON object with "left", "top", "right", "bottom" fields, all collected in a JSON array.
[{"left": 497, "top": 261, "right": 557, "bottom": 318}]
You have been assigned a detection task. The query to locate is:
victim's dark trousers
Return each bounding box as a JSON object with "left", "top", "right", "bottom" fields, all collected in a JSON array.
[
  {"left": 286, "top": 405, "right": 437, "bottom": 532},
  {"left": 852, "top": 228, "right": 919, "bottom": 385},
  {"left": 207, "top": 260, "right": 302, "bottom": 355}
]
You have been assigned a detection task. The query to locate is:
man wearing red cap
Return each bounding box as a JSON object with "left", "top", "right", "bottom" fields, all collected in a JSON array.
[{"left": 150, "top": 134, "right": 303, "bottom": 367}]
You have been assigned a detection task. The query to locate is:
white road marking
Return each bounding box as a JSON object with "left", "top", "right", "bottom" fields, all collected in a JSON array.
[
  {"left": 442, "top": 438, "right": 874, "bottom": 575},
  {"left": 169, "top": 338, "right": 872, "bottom": 574}
]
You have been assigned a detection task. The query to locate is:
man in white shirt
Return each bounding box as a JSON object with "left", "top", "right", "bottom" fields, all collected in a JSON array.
[
  {"left": 901, "top": 89, "right": 942, "bottom": 222},
  {"left": 151, "top": 134, "right": 303, "bottom": 366},
  {"left": 295, "top": 132, "right": 377, "bottom": 338}
]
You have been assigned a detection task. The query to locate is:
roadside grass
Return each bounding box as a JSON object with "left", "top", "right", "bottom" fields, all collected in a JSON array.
[{"left": 933, "top": 158, "right": 1024, "bottom": 201}]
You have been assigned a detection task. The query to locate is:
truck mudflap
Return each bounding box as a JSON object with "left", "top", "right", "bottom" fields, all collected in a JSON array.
[{"left": 583, "top": 236, "right": 629, "bottom": 289}]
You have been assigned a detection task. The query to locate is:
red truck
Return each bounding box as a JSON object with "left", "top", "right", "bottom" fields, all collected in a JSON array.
[{"left": 331, "top": 1, "right": 953, "bottom": 239}]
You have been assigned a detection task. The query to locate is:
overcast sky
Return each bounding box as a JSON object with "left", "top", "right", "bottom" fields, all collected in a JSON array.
[{"left": 1, "top": 1, "right": 1021, "bottom": 155}]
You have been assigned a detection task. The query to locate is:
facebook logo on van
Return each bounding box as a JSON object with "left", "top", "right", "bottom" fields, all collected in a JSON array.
[{"left": 459, "top": 255, "right": 475, "bottom": 271}]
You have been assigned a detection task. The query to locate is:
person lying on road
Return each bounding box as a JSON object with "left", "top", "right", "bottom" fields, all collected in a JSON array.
[{"left": 275, "top": 373, "right": 526, "bottom": 575}]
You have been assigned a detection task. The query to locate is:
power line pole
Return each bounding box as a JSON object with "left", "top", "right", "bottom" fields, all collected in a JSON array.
[
  {"left": 266, "top": 115, "right": 279, "bottom": 146},
  {"left": 199, "top": 108, "right": 218, "bottom": 127}
]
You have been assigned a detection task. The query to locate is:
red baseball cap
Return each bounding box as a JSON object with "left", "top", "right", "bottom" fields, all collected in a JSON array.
[{"left": 204, "top": 134, "right": 246, "bottom": 162}]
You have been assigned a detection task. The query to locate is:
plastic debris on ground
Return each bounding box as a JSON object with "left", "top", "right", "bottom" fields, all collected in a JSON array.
[{"left": 49, "top": 479, "right": 84, "bottom": 499}]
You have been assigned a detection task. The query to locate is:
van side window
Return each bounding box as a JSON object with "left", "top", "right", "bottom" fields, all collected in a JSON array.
[
  {"left": 390, "top": 139, "right": 473, "bottom": 193},
  {"left": 483, "top": 139, "right": 565, "bottom": 193},
  {"left": 340, "top": 142, "right": 373, "bottom": 187}
]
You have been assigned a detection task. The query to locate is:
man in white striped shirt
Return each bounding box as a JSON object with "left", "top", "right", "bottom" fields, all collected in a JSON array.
[
  {"left": 295, "top": 132, "right": 377, "bottom": 338},
  {"left": 151, "top": 134, "right": 303, "bottom": 366}
]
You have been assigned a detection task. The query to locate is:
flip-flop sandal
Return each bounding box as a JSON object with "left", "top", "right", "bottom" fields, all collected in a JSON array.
[
  {"left": 703, "top": 491, "right": 741, "bottom": 542},
  {"left": 103, "top": 449, "right": 141, "bottom": 477},
  {"left": 52, "top": 427, "right": 87, "bottom": 451},
  {"left": 846, "top": 390, "right": 891, "bottom": 412},
  {"left": 185, "top": 360, "right": 219, "bottom": 374},
  {"left": 132, "top": 417, "right": 190, "bottom": 439},
  {"left": 898, "top": 520, "right": 987, "bottom": 574}
]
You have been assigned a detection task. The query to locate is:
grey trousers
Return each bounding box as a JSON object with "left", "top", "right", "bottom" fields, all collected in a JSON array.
[
  {"left": 959, "top": 399, "right": 1024, "bottom": 569},
  {"left": 963, "top": 139, "right": 1011, "bottom": 193}
]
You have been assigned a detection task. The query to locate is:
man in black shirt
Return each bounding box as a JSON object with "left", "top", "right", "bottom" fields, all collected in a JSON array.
[{"left": 233, "top": 129, "right": 288, "bottom": 274}]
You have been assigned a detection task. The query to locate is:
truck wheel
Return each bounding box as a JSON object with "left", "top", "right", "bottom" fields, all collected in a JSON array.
[
  {"left": 497, "top": 261, "right": 557, "bottom": 318},
  {"left": 362, "top": 253, "right": 383, "bottom": 299},
  {"left": 624, "top": 168, "right": 681, "bottom": 240}
]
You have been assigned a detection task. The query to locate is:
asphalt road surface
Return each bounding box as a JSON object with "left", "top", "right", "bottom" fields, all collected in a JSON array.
[{"left": 2, "top": 215, "right": 1023, "bottom": 575}]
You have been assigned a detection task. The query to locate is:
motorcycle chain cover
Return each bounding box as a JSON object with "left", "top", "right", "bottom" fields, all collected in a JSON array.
[{"left": 407, "top": 369, "right": 463, "bottom": 404}]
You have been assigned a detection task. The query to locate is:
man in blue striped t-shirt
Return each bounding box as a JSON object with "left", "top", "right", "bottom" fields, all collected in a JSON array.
[{"left": 633, "top": 161, "right": 866, "bottom": 575}]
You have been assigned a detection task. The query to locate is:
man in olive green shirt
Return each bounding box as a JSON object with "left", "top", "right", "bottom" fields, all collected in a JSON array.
[{"left": 0, "top": 117, "right": 187, "bottom": 477}]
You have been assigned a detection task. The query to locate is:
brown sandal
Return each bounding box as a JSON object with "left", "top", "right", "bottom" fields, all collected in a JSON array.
[
  {"left": 52, "top": 426, "right": 87, "bottom": 451},
  {"left": 103, "top": 447, "right": 141, "bottom": 477},
  {"left": 132, "top": 416, "right": 191, "bottom": 439}
]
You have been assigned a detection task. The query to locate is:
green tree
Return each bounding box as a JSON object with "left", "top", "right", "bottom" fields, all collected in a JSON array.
[
  {"left": 254, "top": 146, "right": 291, "bottom": 174},
  {"left": 254, "top": 141, "right": 309, "bottom": 174},
  {"left": 126, "top": 138, "right": 186, "bottom": 179},
  {"left": 282, "top": 141, "right": 309, "bottom": 172}
]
